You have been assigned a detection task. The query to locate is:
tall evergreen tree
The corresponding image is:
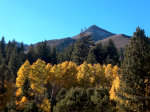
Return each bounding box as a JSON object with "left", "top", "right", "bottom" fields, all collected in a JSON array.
[
  {"left": 87, "top": 47, "right": 97, "bottom": 65},
  {"left": 105, "top": 39, "right": 119, "bottom": 65},
  {"left": 116, "top": 27, "right": 150, "bottom": 112},
  {"left": 94, "top": 43, "right": 106, "bottom": 64},
  {"left": 51, "top": 46, "right": 57, "bottom": 65},
  {"left": 27, "top": 44, "right": 36, "bottom": 64},
  {"left": 8, "top": 47, "right": 23, "bottom": 79},
  {"left": 36, "top": 41, "right": 51, "bottom": 63},
  {"left": 58, "top": 43, "right": 74, "bottom": 63},
  {"left": 0, "top": 37, "right": 6, "bottom": 64},
  {"left": 0, "top": 61, "right": 12, "bottom": 110},
  {"left": 0, "top": 61, "right": 11, "bottom": 94},
  {"left": 19, "top": 42, "right": 26, "bottom": 63},
  {"left": 0, "top": 37, "right": 6, "bottom": 57},
  {"left": 72, "top": 36, "right": 94, "bottom": 65},
  {"left": 118, "top": 48, "right": 124, "bottom": 64},
  {"left": 5, "top": 41, "right": 15, "bottom": 65}
]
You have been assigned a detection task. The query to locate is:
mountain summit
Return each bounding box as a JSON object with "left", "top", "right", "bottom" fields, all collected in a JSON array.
[
  {"left": 32, "top": 25, "right": 130, "bottom": 51},
  {"left": 72, "top": 25, "right": 115, "bottom": 41}
]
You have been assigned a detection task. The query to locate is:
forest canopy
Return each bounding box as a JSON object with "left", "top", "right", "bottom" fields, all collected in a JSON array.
[{"left": 0, "top": 27, "right": 150, "bottom": 112}]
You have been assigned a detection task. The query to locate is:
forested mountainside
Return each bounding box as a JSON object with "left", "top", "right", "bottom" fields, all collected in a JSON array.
[
  {"left": 98, "top": 34, "right": 131, "bottom": 49},
  {"left": 1, "top": 27, "right": 150, "bottom": 112},
  {"left": 30, "top": 25, "right": 130, "bottom": 52}
]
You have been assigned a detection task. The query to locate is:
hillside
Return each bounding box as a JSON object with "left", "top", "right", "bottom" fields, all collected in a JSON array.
[
  {"left": 30, "top": 25, "right": 130, "bottom": 51},
  {"left": 34, "top": 37, "right": 76, "bottom": 51},
  {"left": 72, "top": 25, "right": 115, "bottom": 42},
  {"left": 97, "top": 34, "right": 131, "bottom": 49}
]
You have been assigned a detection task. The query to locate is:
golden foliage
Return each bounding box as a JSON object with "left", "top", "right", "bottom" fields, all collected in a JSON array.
[
  {"left": 16, "top": 60, "right": 31, "bottom": 88},
  {"left": 30, "top": 59, "right": 48, "bottom": 94},
  {"left": 15, "top": 59, "right": 121, "bottom": 111},
  {"left": 0, "top": 82, "right": 14, "bottom": 110},
  {"left": 40, "top": 98, "right": 51, "bottom": 112},
  {"left": 77, "top": 62, "right": 93, "bottom": 87},
  {"left": 109, "top": 65, "right": 120, "bottom": 100}
]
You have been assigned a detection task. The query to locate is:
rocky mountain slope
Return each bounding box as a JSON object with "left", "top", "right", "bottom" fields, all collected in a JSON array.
[
  {"left": 97, "top": 34, "right": 131, "bottom": 49},
  {"left": 72, "top": 25, "right": 115, "bottom": 42},
  {"left": 31, "top": 25, "right": 130, "bottom": 51}
]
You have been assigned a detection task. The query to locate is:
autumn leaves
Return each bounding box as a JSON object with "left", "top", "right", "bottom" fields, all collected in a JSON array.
[{"left": 15, "top": 59, "right": 120, "bottom": 111}]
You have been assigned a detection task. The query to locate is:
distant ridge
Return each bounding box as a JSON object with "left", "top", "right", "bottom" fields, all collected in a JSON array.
[
  {"left": 97, "top": 34, "right": 131, "bottom": 49},
  {"left": 34, "top": 37, "right": 76, "bottom": 51}
]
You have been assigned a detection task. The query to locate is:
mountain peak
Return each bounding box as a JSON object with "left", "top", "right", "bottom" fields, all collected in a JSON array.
[
  {"left": 72, "top": 25, "right": 115, "bottom": 41},
  {"left": 88, "top": 25, "right": 99, "bottom": 29},
  {"left": 86, "top": 25, "right": 104, "bottom": 31}
]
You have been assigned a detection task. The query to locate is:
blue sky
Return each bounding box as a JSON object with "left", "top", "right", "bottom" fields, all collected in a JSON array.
[{"left": 0, "top": 0, "right": 150, "bottom": 44}]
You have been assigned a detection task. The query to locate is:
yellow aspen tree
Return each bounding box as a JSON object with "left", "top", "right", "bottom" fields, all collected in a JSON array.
[
  {"left": 15, "top": 60, "right": 31, "bottom": 109},
  {"left": 17, "top": 96, "right": 28, "bottom": 110},
  {"left": 30, "top": 59, "right": 48, "bottom": 95},
  {"left": 60, "top": 61, "right": 78, "bottom": 89},
  {"left": 49, "top": 64, "right": 63, "bottom": 111},
  {"left": 112, "top": 65, "right": 119, "bottom": 78},
  {"left": 92, "top": 63, "right": 106, "bottom": 87},
  {"left": 46, "top": 63, "right": 52, "bottom": 79},
  {"left": 50, "top": 64, "right": 62, "bottom": 87},
  {"left": 109, "top": 75, "right": 120, "bottom": 101},
  {"left": 16, "top": 60, "right": 31, "bottom": 96},
  {"left": 29, "top": 59, "right": 52, "bottom": 111},
  {"left": 77, "top": 61, "right": 92, "bottom": 88},
  {"left": 87, "top": 63, "right": 95, "bottom": 86},
  {"left": 40, "top": 98, "right": 51, "bottom": 112},
  {"left": 109, "top": 65, "right": 120, "bottom": 100},
  {"left": 104, "top": 64, "right": 113, "bottom": 87}
]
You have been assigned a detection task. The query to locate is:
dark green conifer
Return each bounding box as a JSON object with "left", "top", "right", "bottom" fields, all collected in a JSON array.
[
  {"left": 22, "top": 78, "right": 30, "bottom": 98},
  {"left": 0, "top": 61, "right": 11, "bottom": 94},
  {"left": 72, "top": 36, "right": 94, "bottom": 65},
  {"left": 0, "top": 37, "right": 6, "bottom": 57},
  {"left": 105, "top": 39, "right": 119, "bottom": 65},
  {"left": 8, "top": 47, "right": 23, "bottom": 79},
  {"left": 87, "top": 48, "right": 97, "bottom": 65},
  {"left": 36, "top": 41, "right": 51, "bottom": 63},
  {"left": 51, "top": 45, "right": 57, "bottom": 65},
  {"left": 5, "top": 41, "right": 15, "bottom": 65},
  {"left": 94, "top": 43, "right": 106, "bottom": 64},
  {"left": 27, "top": 44, "right": 36, "bottom": 64},
  {"left": 116, "top": 27, "right": 150, "bottom": 112},
  {"left": 58, "top": 43, "right": 74, "bottom": 63}
]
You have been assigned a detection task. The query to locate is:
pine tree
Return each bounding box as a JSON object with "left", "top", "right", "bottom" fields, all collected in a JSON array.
[
  {"left": 118, "top": 48, "right": 124, "bottom": 64},
  {"left": 94, "top": 43, "right": 106, "bottom": 64},
  {"left": 5, "top": 41, "right": 15, "bottom": 65},
  {"left": 27, "top": 44, "right": 36, "bottom": 64},
  {"left": 58, "top": 43, "right": 74, "bottom": 63},
  {"left": 36, "top": 41, "right": 51, "bottom": 63},
  {"left": 22, "top": 78, "right": 30, "bottom": 98},
  {"left": 0, "top": 37, "right": 6, "bottom": 57},
  {"left": 8, "top": 47, "right": 23, "bottom": 79},
  {"left": 51, "top": 46, "right": 57, "bottom": 65},
  {"left": 116, "top": 27, "right": 150, "bottom": 112},
  {"left": 72, "top": 36, "right": 94, "bottom": 65},
  {"left": 0, "top": 62, "right": 12, "bottom": 110},
  {"left": 105, "top": 39, "right": 119, "bottom": 65},
  {"left": 19, "top": 42, "right": 26, "bottom": 62},
  {"left": 87, "top": 48, "right": 97, "bottom": 65}
]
